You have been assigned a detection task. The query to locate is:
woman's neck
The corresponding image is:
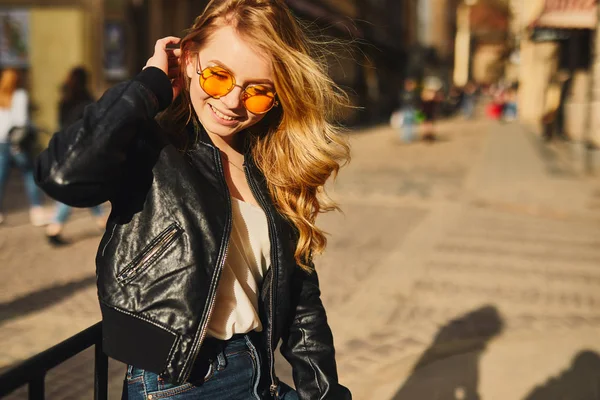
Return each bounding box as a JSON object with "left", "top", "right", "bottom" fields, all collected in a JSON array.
[{"left": 207, "top": 130, "right": 245, "bottom": 163}]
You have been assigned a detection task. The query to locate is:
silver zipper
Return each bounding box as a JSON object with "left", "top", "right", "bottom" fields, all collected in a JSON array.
[
  {"left": 191, "top": 235, "right": 230, "bottom": 362},
  {"left": 245, "top": 163, "right": 279, "bottom": 396},
  {"left": 269, "top": 267, "right": 277, "bottom": 397},
  {"left": 119, "top": 225, "right": 181, "bottom": 281},
  {"left": 180, "top": 149, "right": 232, "bottom": 383}
]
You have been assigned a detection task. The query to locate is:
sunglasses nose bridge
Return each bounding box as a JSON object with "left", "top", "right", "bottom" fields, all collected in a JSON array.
[{"left": 218, "top": 85, "right": 245, "bottom": 110}]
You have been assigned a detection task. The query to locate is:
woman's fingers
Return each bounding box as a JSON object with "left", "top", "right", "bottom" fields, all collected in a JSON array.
[
  {"left": 143, "top": 36, "right": 184, "bottom": 98},
  {"left": 154, "top": 36, "right": 181, "bottom": 52},
  {"left": 144, "top": 37, "right": 181, "bottom": 75}
]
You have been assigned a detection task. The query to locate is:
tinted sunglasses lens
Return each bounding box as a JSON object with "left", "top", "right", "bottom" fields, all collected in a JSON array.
[
  {"left": 243, "top": 86, "right": 276, "bottom": 114},
  {"left": 200, "top": 66, "right": 234, "bottom": 98}
]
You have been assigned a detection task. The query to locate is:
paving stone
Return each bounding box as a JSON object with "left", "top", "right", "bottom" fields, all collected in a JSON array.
[{"left": 2, "top": 117, "right": 600, "bottom": 399}]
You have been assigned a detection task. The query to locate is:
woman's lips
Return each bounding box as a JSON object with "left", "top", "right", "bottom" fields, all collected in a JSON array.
[{"left": 209, "top": 104, "right": 239, "bottom": 126}]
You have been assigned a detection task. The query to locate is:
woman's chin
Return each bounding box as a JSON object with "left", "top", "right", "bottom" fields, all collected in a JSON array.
[{"left": 199, "top": 118, "right": 242, "bottom": 141}]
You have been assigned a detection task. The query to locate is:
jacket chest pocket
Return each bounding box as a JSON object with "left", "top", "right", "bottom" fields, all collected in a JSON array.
[{"left": 116, "top": 223, "right": 183, "bottom": 284}]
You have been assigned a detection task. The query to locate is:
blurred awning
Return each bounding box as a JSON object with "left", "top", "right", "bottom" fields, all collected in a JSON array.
[
  {"left": 533, "top": 0, "right": 598, "bottom": 29},
  {"left": 530, "top": 26, "right": 572, "bottom": 42}
]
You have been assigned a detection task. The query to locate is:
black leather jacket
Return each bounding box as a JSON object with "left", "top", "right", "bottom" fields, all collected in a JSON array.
[{"left": 34, "top": 67, "right": 351, "bottom": 400}]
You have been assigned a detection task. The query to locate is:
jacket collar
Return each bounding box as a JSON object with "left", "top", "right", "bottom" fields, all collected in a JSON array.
[{"left": 188, "top": 120, "right": 252, "bottom": 156}]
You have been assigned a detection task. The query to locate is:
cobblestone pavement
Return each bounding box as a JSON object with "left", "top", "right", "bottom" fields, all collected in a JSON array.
[{"left": 1, "top": 117, "right": 599, "bottom": 399}]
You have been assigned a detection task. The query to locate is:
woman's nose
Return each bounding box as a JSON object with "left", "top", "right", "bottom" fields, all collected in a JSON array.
[{"left": 220, "top": 86, "right": 243, "bottom": 110}]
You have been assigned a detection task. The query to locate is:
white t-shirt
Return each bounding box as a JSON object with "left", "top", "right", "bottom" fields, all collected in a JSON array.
[
  {"left": 0, "top": 89, "right": 28, "bottom": 143},
  {"left": 207, "top": 197, "right": 271, "bottom": 340}
]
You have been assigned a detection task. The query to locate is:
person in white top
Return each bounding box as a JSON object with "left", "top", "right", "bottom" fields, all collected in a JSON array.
[{"left": 0, "top": 68, "right": 45, "bottom": 226}]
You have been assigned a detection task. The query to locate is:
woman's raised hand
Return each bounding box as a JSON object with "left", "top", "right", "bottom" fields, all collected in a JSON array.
[{"left": 144, "top": 37, "right": 183, "bottom": 98}]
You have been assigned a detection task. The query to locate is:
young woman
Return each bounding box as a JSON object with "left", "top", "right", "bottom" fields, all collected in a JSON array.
[
  {"left": 0, "top": 68, "right": 45, "bottom": 226},
  {"left": 35, "top": 0, "right": 351, "bottom": 399},
  {"left": 45, "top": 67, "right": 107, "bottom": 246}
]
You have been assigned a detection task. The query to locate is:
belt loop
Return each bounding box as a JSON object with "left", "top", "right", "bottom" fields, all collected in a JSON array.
[{"left": 142, "top": 370, "right": 159, "bottom": 393}]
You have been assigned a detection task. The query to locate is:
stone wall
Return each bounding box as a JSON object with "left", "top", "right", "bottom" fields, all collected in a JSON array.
[{"left": 30, "top": 6, "right": 93, "bottom": 135}]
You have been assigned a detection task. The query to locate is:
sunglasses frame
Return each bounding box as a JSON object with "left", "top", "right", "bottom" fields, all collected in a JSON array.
[{"left": 196, "top": 55, "right": 279, "bottom": 115}]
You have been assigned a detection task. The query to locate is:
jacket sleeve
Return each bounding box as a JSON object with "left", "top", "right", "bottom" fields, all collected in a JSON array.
[
  {"left": 34, "top": 67, "right": 172, "bottom": 207},
  {"left": 280, "top": 264, "right": 352, "bottom": 400}
]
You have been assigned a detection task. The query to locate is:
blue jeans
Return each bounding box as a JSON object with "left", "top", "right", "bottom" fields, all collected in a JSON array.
[
  {"left": 0, "top": 142, "right": 41, "bottom": 211},
  {"left": 124, "top": 334, "right": 298, "bottom": 400},
  {"left": 462, "top": 97, "right": 475, "bottom": 119},
  {"left": 503, "top": 102, "right": 517, "bottom": 120},
  {"left": 52, "top": 201, "right": 104, "bottom": 224},
  {"left": 400, "top": 108, "right": 416, "bottom": 143}
]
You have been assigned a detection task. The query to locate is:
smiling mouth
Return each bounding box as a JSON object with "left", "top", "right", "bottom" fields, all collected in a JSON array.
[{"left": 209, "top": 104, "right": 237, "bottom": 121}]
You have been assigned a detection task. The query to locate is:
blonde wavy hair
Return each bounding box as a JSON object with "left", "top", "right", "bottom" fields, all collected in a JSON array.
[
  {"left": 0, "top": 69, "right": 18, "bottom": 108},
  {"left": 160, "top": 0, "right": 350, "bottom": 272}
]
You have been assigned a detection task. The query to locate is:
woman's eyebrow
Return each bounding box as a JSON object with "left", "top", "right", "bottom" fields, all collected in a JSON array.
[{"left": 208, "top": 59, "right": 274, "bottom": 86}]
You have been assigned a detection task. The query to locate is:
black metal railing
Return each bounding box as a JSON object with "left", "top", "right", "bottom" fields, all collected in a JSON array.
[{"left": 0, "top": 322, "right": 107, "bottom": 400}]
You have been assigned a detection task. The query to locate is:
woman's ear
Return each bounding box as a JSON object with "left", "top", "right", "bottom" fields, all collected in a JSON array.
[{"left": 185, "top": 53, "right": 196, "bottom": 80}]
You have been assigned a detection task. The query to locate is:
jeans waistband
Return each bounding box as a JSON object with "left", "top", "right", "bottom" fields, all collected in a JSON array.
[
  {"left": 188, "top": 331, "right": 262, "bottom": 380},
  {"left": 204, "top": 331, "right": 261, "bottom": 352}
]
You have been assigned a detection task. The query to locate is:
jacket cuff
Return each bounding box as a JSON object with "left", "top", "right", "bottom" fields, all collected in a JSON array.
[{"left": 134, "top": 67, "right": 173, "bottom": 111}]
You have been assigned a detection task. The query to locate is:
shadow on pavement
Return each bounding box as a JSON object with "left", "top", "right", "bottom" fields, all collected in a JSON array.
[
  {"left": 523, "top": 128, "right": 578, "bottom": 178},
  {"left": 524, "top": 350, "right": 600, "bottom": 400},
  {"left": 391, "top": 305, "right": 503, "bottom": 400},
  {"left": 0, "top": 275, "right": 96, "bottom": 325},
  {"left": 53, "top": 227, "right": 105, "bottom": 246}
]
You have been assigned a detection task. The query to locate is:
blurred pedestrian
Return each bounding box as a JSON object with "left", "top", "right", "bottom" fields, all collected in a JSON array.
[
  {"left": 446, "top": 85, "right": 463, "bottom": 117},
  {"left": 398, "top": 78, "right": 419, "bottom": 143},
  {"left": 462, "top": 81, "right": 477, "bottom": 120},
  {"left": 554, "top": 70, "right": 571, "bottom": 141},
  {"left": 34, "top": 0, "right": 351, "bottom": 399},
  {"left": 45, "top": 67, "right": 107, "bottom": 246},
  {"left": 486, "top": 84, "right": 505, "bottom": 121},
  {"left": 541, "top": 71, "right": 569, "bottom": 142},
  {"left": 421, "top": 87, "right": 439, "bottom": 142},
  {"left": 0, "top": 68, "right": 45, "bottom": 226},
  {"left": 502, "top": 84, "right": 518, "bottom": 122}
]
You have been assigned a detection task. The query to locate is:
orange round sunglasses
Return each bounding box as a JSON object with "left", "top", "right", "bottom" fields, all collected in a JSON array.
[{"left": 196, "top": 56, "right": 279, "bottom": 115}]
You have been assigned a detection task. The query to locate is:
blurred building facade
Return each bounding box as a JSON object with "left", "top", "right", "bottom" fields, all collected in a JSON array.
[
  {"left": 0, "top": 0, "right": 105, "bottom": 134},
  {"left": 402, "top": 0, "right": 459, "bottom": 87},
  {"left": 396, "top": 0, "right": 510, "bottom": 91},
  {"left": 452, "top": 0, "right": 510, "bottom": 86},
  {"left": 511, "top": 0, "right": 600, "bottom": 147},
  {"left": 448, "top": 0, "right": 600, "bottom": 149},
  {"left": 470, "top": 1, "right": 510, "bottom": 84}
]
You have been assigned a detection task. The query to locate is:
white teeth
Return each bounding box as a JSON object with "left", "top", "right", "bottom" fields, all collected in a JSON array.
[{"left": 211, "top": 105, "right": 234, "bottom": 121}]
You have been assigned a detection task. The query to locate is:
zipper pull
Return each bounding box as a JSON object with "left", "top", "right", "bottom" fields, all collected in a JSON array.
[{"left": 270, "top": 383, "right": 279, "bottom": 397}]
